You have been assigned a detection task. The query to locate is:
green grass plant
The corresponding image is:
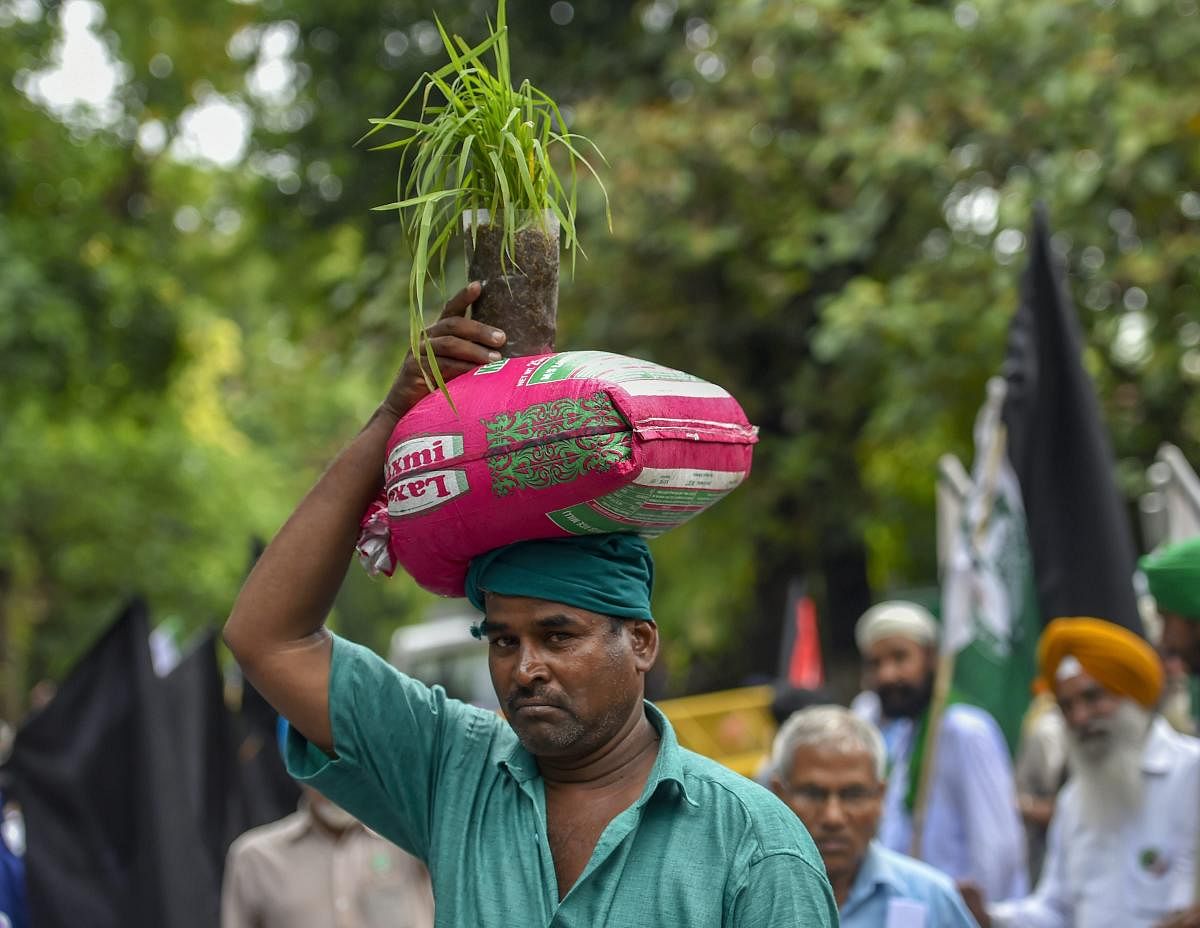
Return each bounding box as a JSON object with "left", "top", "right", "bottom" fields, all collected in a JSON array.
[{"left": 360, "top": 0, "right": 610, "bottom": 393}]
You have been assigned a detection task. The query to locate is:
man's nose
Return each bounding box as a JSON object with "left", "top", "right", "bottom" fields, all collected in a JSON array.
[
  {"left": 1065, "top": 701, "right": 1093, "bottom": 731},
  {"left": 819, "top": 795, "right": 849, "bottom": 828},
  {"left": 514, "top": 646, "right": 549, "bottom": 687}
]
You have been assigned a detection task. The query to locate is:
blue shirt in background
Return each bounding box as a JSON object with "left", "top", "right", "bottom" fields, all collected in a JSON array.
[
  {"left": 852, "top": 695, "right": 1027, "bottom": 901},
  {"left": 841, "top": 842, "right": 979, "bottom": 928}
]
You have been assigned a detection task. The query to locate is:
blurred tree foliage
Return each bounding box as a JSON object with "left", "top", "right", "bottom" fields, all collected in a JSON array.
[{"left": 2, "top": 0, "right": 1199, "bottom": 709}]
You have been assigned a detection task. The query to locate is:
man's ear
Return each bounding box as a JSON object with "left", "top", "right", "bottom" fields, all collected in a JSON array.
[
  {"left": 629, "top": 620, "right": 659, "bottom": 672},
  {"left": 769, "top": 774, "right": 786, "bottom": 801}
]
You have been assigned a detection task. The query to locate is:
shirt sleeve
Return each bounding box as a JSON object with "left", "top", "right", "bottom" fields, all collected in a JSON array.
[
  {"left": 284, "top": 633, "right": 499, "bottom": 860},
  {"left": 1015, "top": 711, "right": 1068, "bottom": 797},
  {"left": 932, "top": 883, "right": 983, "bottom": 928},
  {"left": 943, "top": 709, "right": 1028, "bottom": 900},
  {"left": 220, "top": 843, "right": 261, "bottom": 928},
  {"left": 988, "top": 806, "right": 1071, "bottom": 928},
  {"left": 729, "top": 852, "right": 838, "bottom": 927}
]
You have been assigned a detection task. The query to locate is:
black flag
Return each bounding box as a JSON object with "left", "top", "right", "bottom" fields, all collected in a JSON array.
[
  {"left": 1002, "top": 206, "right": 1143, "bottom": 633},
  {"left": 226, "top": 673, "right": 301, "bottom": 847},
  {"left": 227, "top": 533, "right": 300, "bottom": 837},
  {"left": 161, "top": 631, "right": 300, "bottom": 878},
  {"left": 4, "top": 599, "right": 220, "bottom": 927}
]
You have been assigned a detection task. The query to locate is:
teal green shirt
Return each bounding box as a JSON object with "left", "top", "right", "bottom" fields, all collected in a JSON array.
[{"left": 286, "top": 635, "right": 837, "bottom": 927}]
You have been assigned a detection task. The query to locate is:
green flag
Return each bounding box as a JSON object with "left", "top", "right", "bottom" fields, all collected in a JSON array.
[{"left": 939, "top": 378, "right": 1039, "bottom": 753}]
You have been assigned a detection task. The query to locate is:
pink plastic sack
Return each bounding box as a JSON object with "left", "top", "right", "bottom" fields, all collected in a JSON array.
[{"left": 356, "top": 350, "right": 758, "bottom": 597}]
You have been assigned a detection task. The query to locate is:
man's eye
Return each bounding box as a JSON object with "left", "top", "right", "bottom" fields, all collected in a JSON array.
[
  {"left": 548, "top": 632, "right": 572, "bottom": 643},
  {"left": 489, "top": 637, "right": 516, "bottom": 649}
]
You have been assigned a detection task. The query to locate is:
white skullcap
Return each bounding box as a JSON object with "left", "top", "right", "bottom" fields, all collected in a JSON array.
[
  {"left": 855, "top": 601, "right": 939, "bottom": 652},
  {"left": 1055, "top": 654, "right": 1084, "bottom": 682}
]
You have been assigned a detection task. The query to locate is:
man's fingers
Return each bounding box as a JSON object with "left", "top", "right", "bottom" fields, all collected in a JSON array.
[
  {"left": 423, "top": 334, "right": 502, "bottom": 366},
  {"left": 1155, "top": 912, "right": 1200, "bottom": 928},
  {"left": 438, "top": 281, "right": 484, "bottom": 319},
  {"left": 413, "top": 358, "right": 477, "bottom": 385},
  {"left": 399, "top": 287, "right": 503, "bottom": 399},
  {"left": 424, "top": 314, "right": 506, "bottom": 349}
]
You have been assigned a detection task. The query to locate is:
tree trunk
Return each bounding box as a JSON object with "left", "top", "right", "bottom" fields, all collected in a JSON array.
[{"left": 464, "top": 210, "right": 560, "bottom": 357}]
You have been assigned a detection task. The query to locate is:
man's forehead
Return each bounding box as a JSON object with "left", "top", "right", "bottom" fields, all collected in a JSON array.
[
  {"left": 483, "top": 591, "right": 609, "bottom": 625},
  {"left": 1054, "top": 664, "right": 1104, "bottom": 699},
  {"left": 788, "top": 743, "right": 877, "bottom": 779},
  {"left": 865, "top": 634, "right": 926, "bottom": 659}
]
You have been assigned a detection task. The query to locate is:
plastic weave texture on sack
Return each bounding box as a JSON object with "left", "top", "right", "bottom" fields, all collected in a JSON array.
[{"left": 356, "top": 350, "right": 758, "bottom": 597}]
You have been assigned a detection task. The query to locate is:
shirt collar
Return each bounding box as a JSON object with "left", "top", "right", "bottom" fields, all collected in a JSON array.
[
  {"left": 845, "top": 843, "right": 906, "bottom": 910},
  {"left": 283, "top": 801, "right": 318, "bottom": 843},
  {"left": 640, "top": 701, "right": 697, "bottom": 808},
  {"left": 498, "top": 738, "right": 539, "bottom": 783},
  {"left": 1141, "top": 715, "right": 1179, "bottom": 776},
  {"left": 497, "top": 700, "right": 697, "bottom": 807},
  {"left": 288, "top": 797, "right": 366, "bottom": 843}
]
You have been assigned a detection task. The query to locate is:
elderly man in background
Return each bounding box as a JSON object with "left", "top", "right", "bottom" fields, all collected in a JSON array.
[
  {"left": 1013, "top": 681, "right": 1069, "bottom": 884},
  {"left": 959, "top": 617, "right": 1200, "bottom": 928},
  {"left": 851, "top": 601, "right": 1026, "bottom": 902},
  {"left": 772, "top": 705, "right": 979, "bottom": 926},
  {"left": 222, "top": 786, "right": 434, "bottom": 928}
]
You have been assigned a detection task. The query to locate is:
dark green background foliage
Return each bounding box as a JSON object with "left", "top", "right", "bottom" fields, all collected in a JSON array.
[{"left": 3, "top": 0, "right": 1199, "bottom": 709}]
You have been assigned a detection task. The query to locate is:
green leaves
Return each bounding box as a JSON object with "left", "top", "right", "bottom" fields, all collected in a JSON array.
[
  {"left": 361, "top": 0, "right": 609, "bottom": 393},
  {"left": 7, "top": 0, "right": 1200, "bottom": 699}
]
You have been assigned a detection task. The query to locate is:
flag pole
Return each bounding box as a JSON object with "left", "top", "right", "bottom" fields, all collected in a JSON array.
[
  {"left": 912, "top": 391, "right": 1009, "bottom": 859},
  {"left": 910, "top": 648, "right": 956, "bottom": 859}
]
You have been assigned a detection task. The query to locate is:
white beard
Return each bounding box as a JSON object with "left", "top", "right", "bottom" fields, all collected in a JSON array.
[{"left": 1066, "top": 701, "right": 1152, "bottom": 828}]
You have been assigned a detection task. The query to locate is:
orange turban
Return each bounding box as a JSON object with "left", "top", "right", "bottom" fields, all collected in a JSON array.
[{"left": 1038, "top": 617, "right": 1164, "bottom": 709}]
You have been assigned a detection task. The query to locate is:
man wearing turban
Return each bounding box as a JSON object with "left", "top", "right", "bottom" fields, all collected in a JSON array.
[
  {"left": 959, "top": 617, "right": 1200, "bottom": 928},
  {"left": 851, "top": 601, "right": 1027, "bottom": 903},
  {"left": 1142, "top": 536, "right": 1200, "bottom": 679},
  {"left": 223, "top": 285, "right": 837, "bottom": 927}
]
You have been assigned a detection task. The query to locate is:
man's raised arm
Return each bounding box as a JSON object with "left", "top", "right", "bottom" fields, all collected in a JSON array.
[{"left": 223, "top": 283, "right": 503, "bottom": 753}]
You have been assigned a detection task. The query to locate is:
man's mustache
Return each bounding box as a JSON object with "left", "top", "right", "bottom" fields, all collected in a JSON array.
[
  {"left": 505, "top": 686, "right": 567, "bottom": 713},
  {"left": 878, "top": 683, "right": 920, "bottom": 701},
  {"left": 1076, "top": 723, "right": 1112, "bottom": 742}
]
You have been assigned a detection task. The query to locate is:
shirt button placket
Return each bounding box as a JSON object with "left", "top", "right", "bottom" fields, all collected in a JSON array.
[
  {"left": 332, "top": 837, "right": 355, "bottom": 928},
  {"left": 334, "top": 894, "right": 352, "bottom": 926}
]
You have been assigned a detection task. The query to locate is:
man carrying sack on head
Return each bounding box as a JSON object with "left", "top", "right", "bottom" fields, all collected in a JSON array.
[
  {"left": 223, "top": 284, "right": 837, "bottom": 927},
  {"left": 959, "top": 617, "right": 1200, "bottom": 928}
]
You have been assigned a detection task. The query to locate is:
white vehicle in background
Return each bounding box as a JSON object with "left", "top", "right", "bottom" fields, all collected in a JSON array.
[{"left": 388, "top": 608, "right": 498, "bottom": 710}]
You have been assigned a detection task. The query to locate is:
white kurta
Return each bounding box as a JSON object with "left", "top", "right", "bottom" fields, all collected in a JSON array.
[
  {"left": 989, "top": 717, "right": 1200, "bottom": 928},
  {"left": 853, "top": 695, "right": 1028, "bottom": 902}
]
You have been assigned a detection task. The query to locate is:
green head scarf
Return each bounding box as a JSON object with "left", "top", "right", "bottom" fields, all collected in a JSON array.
[
  {"left": 1140, "top": 536, "right": 1200, "bottom": 622},
  {"left": 465, "top": 533, "right": 654, "bottom": 625}
]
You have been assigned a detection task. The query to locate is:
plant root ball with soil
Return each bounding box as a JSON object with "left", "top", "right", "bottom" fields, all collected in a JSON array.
[{"left": 466, "top": 219, "right": 560, "bottom": 358}]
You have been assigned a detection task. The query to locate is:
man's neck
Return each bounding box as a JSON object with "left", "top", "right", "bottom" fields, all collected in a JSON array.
[
  {"left": 306, "top": 808, "right": 359, "bottom": 840},
  {"left": 879, "top": 713, "right": 923, "bottom": 731},
  {"left": 537, "top": 705, "right": 661, "bottom": 791},
  {"left": 827, "top": 860, "right": 863, "bottom": 908},
  {"left": 883, "top": 699, "right": 930, "bottom": 726}
]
